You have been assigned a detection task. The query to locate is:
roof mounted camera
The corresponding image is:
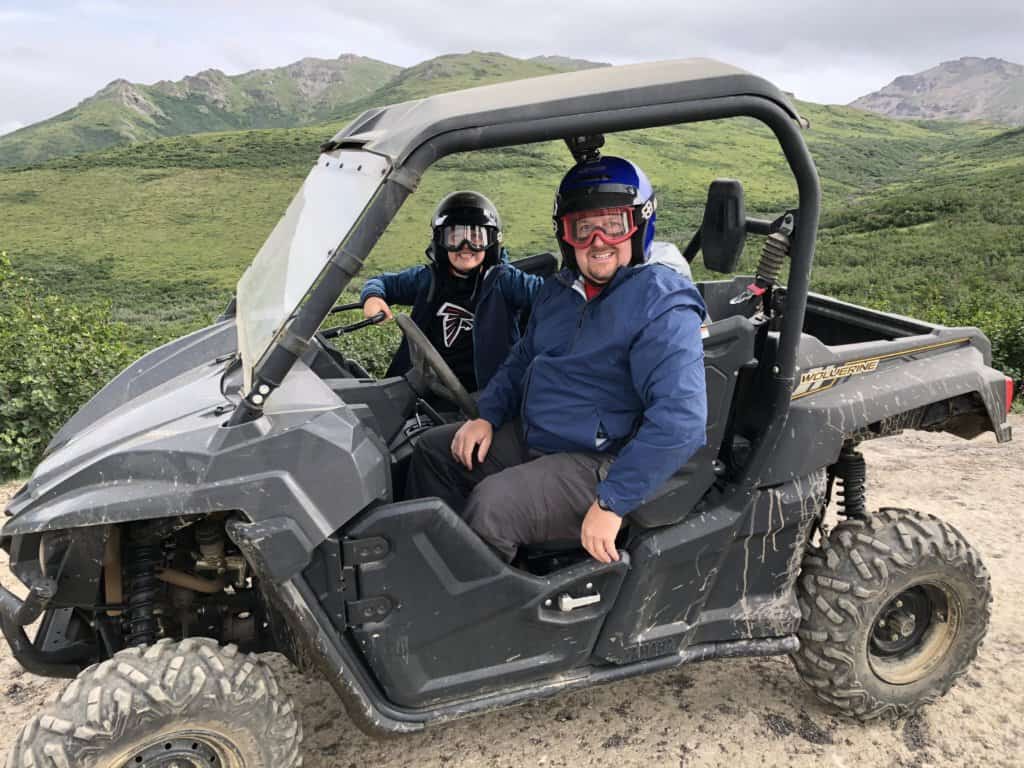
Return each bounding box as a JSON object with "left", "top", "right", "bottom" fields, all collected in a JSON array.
[{"left": 565, "top": 134, "right": 604, "bottom": 164}]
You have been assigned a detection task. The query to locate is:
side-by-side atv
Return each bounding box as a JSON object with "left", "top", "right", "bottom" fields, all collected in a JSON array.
[{"left": 2, "top": 59, "right": 1014, "bottom": 767}]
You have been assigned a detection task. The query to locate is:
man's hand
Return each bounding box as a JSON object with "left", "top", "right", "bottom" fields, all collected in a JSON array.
[
  {"left": 362, "top": 296, "right": 393, "bottom": 320},
  {"left": 581, "top": 501, "right": 622, "bottom": 563},
  {"left": 451, "top": 419, "right": 494, "bottom": 469}
]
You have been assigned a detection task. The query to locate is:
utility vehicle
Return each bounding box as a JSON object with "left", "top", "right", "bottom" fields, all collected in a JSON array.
[{"left": 2, "top": 59, "right": 1014, "bottom": 767}]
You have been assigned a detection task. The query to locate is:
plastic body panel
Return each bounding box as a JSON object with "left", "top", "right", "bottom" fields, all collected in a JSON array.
[
  {"left": 344, "top": 499, "right": 629, "bottom": 707},
  {"left": 597, "top": 470, "right": 826, "bottom": 663},
  {"left": 762, "top": 330, "right": 1011, "bottom": 485},
  {"left": 3, "top": 362, "right": 391, "bottom": 584},
  {"left": 45, "top": 319, "right": 237, "bottom": 456}
]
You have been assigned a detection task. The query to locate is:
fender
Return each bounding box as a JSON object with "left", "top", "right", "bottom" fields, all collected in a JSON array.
[{"left": 762, "top": 338, "right": 1011, "bottom": 484}]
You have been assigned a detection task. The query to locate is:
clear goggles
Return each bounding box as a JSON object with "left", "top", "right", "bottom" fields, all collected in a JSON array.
[
  {"left": 438, "top": 224, "right": 497, "bottom": 252},
  {"left": 561, "top": 207, "right": 637, "bottom": 249}
]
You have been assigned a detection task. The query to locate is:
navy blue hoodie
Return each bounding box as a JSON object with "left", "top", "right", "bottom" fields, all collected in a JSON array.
[{"left": 360, "top": 248, "right": 543, "bottom": 389}]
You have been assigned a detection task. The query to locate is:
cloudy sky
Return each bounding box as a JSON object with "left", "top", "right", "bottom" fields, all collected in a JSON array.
[{"left": 2, "top": 0, "right": 1022, "bottom": 136}]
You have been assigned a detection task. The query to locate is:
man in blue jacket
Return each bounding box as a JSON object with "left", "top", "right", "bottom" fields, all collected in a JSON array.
[
  {"left": 405, "top": 157, "right": 707, "bottom": 564},
  {"left": 360, "top": 191, "right": 543, "bottom": 393}
]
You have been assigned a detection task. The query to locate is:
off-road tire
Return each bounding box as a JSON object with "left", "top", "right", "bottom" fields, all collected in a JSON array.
[
  {"left": 6, "top": 637, "right": 302, "bottom": 768},
  {"left": 792, "top": 507, "right": 990, "bottom": 720}
]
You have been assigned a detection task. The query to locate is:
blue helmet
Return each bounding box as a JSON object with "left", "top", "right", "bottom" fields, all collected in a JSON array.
[{"left": 553, "top": 156, "right": 657, "bottom": 269}]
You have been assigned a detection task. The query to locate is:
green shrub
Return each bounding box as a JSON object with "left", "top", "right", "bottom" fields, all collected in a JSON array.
[
  {"left": 0, "top": 252, "right": 135, "bottom": 478},
  {"left": 330, "top": 320, "right": 401, "bottom": 378},
  {"left": 323, "top": 294, "right": 403, "bottom": 378},
  {"left": 930, "top": 295, "right": 1024, "bottom": 395}
]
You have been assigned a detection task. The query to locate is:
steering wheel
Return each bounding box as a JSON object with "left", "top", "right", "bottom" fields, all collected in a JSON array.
[{"left": 394, "top": 313, "right": 479, "bottom": 420}]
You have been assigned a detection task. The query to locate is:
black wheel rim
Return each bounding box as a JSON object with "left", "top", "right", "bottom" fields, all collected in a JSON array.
[
  {"left": 871, "top": 585, "right": 932, "bottom": 657},
  {"left": 119, "top": 731, "right": 237, "bottom": 768},
  {"left": 868, "top": 581, "right": 961, "bottom": 685}
]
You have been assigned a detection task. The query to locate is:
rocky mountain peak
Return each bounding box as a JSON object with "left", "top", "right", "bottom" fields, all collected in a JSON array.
[{"left": 850, "top": 57, "right": 1024, "bottom": 126}]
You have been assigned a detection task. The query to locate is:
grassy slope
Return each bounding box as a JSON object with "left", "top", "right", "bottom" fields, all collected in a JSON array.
[
  {"left": 812, "top": 125, "right": 1024, "bottom": 309},
  {"left": 0, "top": 58, "right": 399, "bottom": 167},
  {"left": 326, "top": 51, "right": 604, "bottom": 121},
  {"left": 0, "top": 51, "right": 606, "bottom": 169},
  {"left": 1, "top": 54, "right": 1020, "bottom": 362}
]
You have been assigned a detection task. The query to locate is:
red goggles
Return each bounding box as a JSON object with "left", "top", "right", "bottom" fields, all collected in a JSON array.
[{"left": 560, "top": 207, "right": 638, "bottom": 249}]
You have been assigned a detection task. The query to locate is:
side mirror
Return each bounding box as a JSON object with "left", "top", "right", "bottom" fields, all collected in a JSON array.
[{"left": 701, "top": 179, "right": 746, "bottom": 273}]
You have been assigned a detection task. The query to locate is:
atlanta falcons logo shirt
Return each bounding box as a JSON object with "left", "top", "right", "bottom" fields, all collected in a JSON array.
[{"left": 436, "top": 302, "right": 475, "bottom": 347}]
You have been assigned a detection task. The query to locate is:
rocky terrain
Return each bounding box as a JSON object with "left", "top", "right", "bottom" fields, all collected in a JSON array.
[
  {"left": 851, "top": 56, "right": 1024, "bottom": 125},
  {"left": 2, "top": 416, "right": 1022, "bottom": 765}
]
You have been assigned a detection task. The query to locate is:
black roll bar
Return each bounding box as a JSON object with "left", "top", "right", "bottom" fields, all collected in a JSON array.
[{"left": 237, "top": 94, "right": 821, "bottom": 500}]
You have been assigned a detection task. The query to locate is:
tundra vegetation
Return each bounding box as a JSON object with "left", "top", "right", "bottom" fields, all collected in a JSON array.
[{"left": 1, "top": 55, "right": 1021, "bottom": 478}]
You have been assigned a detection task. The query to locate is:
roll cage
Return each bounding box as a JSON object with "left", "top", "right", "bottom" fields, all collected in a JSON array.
[{"left": 230, "top": 56, "right": 820, "bottom": 519}]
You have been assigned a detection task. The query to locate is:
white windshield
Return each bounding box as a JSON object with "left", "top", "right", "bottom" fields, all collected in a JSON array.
[{"left": 236, "top": 149, "right": 390, "bottom": 390}]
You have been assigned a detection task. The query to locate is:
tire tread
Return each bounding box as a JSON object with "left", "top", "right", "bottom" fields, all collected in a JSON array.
[
  {"left": 792, "top": 507, "right": 991, "bottom": 720},
  {"left": 7, "top": 638, "right": 302, "bottom": 768}
]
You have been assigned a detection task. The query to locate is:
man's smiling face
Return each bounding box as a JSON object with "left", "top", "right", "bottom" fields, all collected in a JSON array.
[
  {"left": 573, "top": 219, "right": 632, "bottom": 285},
  {"left": 565, "top": 207, "right": 635, "bottom": 284}
]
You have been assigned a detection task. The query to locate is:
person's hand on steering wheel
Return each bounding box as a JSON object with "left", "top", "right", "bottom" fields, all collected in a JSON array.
[
  {"left": 363, "top": 296, "right": 393, "bottom": 320},
  {"left": 394, "top": 314, "right": 479, "bottom": 420}
]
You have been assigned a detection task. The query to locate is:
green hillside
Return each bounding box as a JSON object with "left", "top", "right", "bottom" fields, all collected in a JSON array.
[
  {"left": 3, "top": 103, "right": 1018, "bottom": 348},
  {"left": 2, "top": 53, "right": 1022, "bottom": 476},
  {"left": 326, "top": 51, "right": 607, "bottom": 121},
  {"left": 0, "top": 55, "right": 399, "bottom": 168},
  {"left": 0, "top": 51, "right": 609, "bottom": 169}
]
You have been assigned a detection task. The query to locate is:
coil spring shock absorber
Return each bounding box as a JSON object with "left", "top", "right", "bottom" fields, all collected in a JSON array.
[
  {"left": 730, "top": 212, "right": 794, "bottom": 310},
  {"left": 756, "top": 232, "right": 788, "bottom": 286},
  {"left": 833, "top": 445, "right": 867, "bottom": 519},
  {"left": 124, "top": 531, "right": 163, "bottom": 646}
]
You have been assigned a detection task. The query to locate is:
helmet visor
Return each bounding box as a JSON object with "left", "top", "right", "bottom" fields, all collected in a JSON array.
[
  {"left": 561, "top": 207, "right": 637, "bottom": 249},
  {"left": 439, "top": 224, "right": 496, "bottom": 252}
]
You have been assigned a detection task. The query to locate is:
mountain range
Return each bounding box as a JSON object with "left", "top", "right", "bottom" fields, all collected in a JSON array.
[
  {"left": 0, "top": 52, "right": 607, "bottom": 167},
  {"left": 850, "top": 57, "right": 1024, "bottom": 125},
  {"left": 2, "top": 51, "right": 1021, "bottom": 169}
]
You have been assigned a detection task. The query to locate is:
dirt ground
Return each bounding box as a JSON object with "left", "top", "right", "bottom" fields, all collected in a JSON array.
[{"left": 2, "top": 416, "right": 1022, "bottom": 767}]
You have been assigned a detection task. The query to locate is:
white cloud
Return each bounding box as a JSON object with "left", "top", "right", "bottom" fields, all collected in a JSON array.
[
  {"left": 0, "top": 120, "right": 26, "bottom": 136},
  {"left": 0, "top": 10, "right": 56, "bottom": 23},
  {"left": 1, "top": 0, "right": 1021, "bottom": 127}
]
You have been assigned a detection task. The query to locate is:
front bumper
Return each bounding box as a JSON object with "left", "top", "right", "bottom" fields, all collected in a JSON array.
[{"left": 0, "top": 577, "right": 82, "bottom": 678}]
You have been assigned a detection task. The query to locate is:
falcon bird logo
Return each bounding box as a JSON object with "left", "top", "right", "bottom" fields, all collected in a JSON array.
[{"left": 437, "top": 302, "right": 475, "bottom": 347}]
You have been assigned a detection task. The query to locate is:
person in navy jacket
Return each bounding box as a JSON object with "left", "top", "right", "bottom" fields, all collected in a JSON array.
[
  {"left": 405, "top": 156, "right": 708, "bottom": 564},
  {"left": 360, "top": 191, "right": 543, "bottom": 393}
]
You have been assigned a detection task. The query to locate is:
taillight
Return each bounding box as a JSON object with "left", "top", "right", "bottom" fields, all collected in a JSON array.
[{"left": 1007, "top": 378, "right": 1015, "bottom": 414}]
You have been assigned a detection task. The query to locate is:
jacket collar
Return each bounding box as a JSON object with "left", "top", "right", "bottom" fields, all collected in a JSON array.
[{"left": 555, "top": 240, "right": 693, "bottom": 294}]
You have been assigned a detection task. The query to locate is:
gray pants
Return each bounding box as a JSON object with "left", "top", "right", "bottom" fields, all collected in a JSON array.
[{"left": 404, "top": 421, "right": 604, "bottom": 561}]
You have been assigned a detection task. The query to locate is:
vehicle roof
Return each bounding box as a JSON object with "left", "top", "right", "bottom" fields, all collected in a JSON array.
[{"left": 329, "top": 58, "right": 802, "bottom": 166}]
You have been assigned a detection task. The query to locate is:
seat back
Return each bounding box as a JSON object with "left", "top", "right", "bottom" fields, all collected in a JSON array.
[
  {"left": 629, "top": 314, "right": 757, "bottom": 528},
  {"left": 509, "top": 252, "right": 558, "bottom": 278},
  {"left": 510, "top": 252, "right": 559, "bottom": 333}
]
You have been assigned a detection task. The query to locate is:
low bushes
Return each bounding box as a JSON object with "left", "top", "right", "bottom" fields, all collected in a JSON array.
[{"left": 0, "top": 253, "right": 135, "bottom": 478}]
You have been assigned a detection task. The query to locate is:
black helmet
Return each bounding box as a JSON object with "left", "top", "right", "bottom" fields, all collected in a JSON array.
[{"left": 429, "top": 191, "right": 503, "bottom": 271}]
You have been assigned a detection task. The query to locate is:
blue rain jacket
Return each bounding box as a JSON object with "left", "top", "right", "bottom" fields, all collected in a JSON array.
[{"left": 476, "top": 243, "right": 707, "bottom": 516}]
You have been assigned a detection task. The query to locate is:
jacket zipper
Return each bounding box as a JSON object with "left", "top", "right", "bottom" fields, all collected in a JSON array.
[
  {"left": 472, "top": 267, "right": 500, "bottom": 385},
  {"left": 523, "top": 290, "right": 586, "bottom": 444},
  {"left": 520, "top": 364, "right": 536, "bottom": 445},
  {"left": 570, "top": 293, "right": 589, "bottom": 352}
]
